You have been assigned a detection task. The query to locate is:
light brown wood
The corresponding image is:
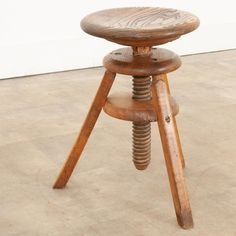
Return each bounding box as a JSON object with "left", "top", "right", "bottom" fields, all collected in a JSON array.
[
  {"left": 132, "top": 46, "right": 152, "bottom": 56},
  {"left": 81, "top": 7, "right": 200, "bottom": 46},
  {"left": 132, "top": 75, "right": 152, "bottom": 170},
  {"left": 103, "top": 92, "right": 179, "bottom": 122},
  {"left": 132, "top": 122, "right": 151, "bottom": 170},
  {"left": 151, "top": 76, "right": 193, "bottom": 229},
  {"left": 53, "top": 70, "right": 116, "bottom": 188},
  {"left": 103, "top": 47, "right": 181, "bottom": 76},
  {"left": 54, "top": 6, "right": 199, "bottom": 229},
  {"left": 161, "top": 74, "right": 186, "bottom": 168}
]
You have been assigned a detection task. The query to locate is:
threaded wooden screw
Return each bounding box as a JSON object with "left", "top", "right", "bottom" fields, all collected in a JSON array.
[{"left": 132, "top": 76, "right": 152, "bottom": 170}]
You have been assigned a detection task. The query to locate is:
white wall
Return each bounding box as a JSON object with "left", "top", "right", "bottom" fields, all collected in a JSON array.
[{"left": 0, "top": 0, "right": 235, "bottom": 79}]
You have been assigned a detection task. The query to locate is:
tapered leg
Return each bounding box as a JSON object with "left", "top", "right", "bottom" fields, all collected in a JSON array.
[
  {"left": 53, "top": 70, "right": 116, "bottom": 189},
  {"left": 159, "top": 74, "right": 185, "bottom": 168},
  {"left": 151, "top": 76, "right": 193, "bottom": 229}
]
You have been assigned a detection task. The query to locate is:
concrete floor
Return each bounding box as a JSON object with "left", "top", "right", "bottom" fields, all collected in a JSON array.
[{"left": 0, "top": 50, "right": 236, "bottom": 235}]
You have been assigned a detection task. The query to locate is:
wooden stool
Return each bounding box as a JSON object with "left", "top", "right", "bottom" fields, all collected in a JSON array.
[{"left": 53, "top": 7, "right": 200, "bottom": 229}]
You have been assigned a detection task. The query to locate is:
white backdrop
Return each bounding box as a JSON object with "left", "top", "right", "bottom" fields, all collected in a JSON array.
[{"left": 0, "top": 0, "right": 235, "bottom": 79}]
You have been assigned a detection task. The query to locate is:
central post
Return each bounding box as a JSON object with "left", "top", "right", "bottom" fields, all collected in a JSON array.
[{"left": 132, "top": 46, "right": 152, "bottom": 170}]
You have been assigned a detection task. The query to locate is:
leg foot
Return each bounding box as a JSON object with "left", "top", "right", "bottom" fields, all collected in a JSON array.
[
  {"left": 53, "top": 71, "right": 116, "bottom": 189},
  {"left": 151, "top": 75, "right": 193, "bottom": 229}
]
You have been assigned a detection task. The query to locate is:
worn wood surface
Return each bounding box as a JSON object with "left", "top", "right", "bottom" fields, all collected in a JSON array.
[
  {"left": 53, "top": 71, "right": 116, "bottom": 188},
  {"left": 161, "top": 74, "right": 186, "bottom": 168},
  {"left": 103, "top": 47, "right": 181, "bottom": 76},
  {"left": 151, "top": 76, "right": 193, "bottom": 229},
  {"left": 1, "top": 50, "right": 236, "bottom": 235},
  {"left": 103, "top": 92, "right": 179, "bottom": 122},
  {"left": 54, "top": 6, "right": 199, "bottom": 228},
  {"left": 81, "top": 7, "right": 200, "bottom": 46}
]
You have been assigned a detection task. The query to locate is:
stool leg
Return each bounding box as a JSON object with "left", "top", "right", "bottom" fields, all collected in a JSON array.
[
  {"left": 161, "top": 74, "right": 185, "bottom": 168},
  {"left": 53, "top": 70, "right": 116, "bottom": 189},
  {"left": 151, "top": 76, "right": 193, "bottom": 229}
]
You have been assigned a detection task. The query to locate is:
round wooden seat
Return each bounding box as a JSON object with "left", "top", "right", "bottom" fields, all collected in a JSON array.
[{"left": 81, "top": 7, "right": 200, "bottom": 46}]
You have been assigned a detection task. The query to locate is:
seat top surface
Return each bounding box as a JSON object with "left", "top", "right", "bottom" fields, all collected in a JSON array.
[{"left": 81, "top": 7, "right": 200, "bottom": 46}]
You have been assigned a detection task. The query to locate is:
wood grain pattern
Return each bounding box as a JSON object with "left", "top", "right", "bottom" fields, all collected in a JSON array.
[
  {"left": 151, "top": 76, "right": 193, "bottom": 229},
  {"left": 160, "top": 74, "right": 186, "bottom": 168},
  {"left": 103, "top": 47, "right": 181, "bottom": 76},
  {"left": 103, "top": 92, "right": 179, "bottom": 122},
  {"left": 54, "top": 6, "right": 199, "bottom": 227},
  {"left": 53, "top": 71, "right": 116, "bottom": 188},
  {"left": 81, "top": 7, "right": 200, "bottom": 46}
]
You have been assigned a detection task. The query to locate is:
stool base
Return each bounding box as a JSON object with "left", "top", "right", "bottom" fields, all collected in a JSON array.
[{"left": 53, "top": 71, "right": 192, "bottom": 229}]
